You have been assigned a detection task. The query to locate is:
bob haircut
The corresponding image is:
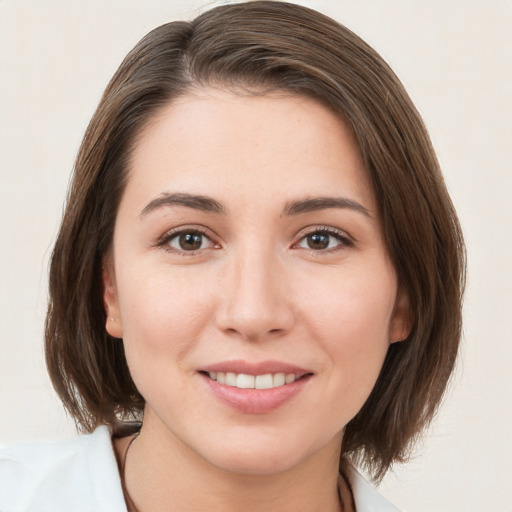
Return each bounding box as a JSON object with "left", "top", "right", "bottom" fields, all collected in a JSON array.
[{"left": 45, "top": 0, "right": 465, "bottom": 481}]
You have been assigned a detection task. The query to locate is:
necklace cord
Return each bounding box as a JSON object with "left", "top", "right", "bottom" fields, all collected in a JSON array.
[
  {"left": 121, "top": 433, "right": 140, "bottom": 512},
  {"left": 120, "top": 433, "right": 351, "bottom": 512}
]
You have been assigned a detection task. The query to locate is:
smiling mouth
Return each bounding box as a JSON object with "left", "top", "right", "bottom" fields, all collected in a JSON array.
[
  {"left": 199, "top": 364, "right": 313, "bottom": 413},
  {"left": 204, "top": 371, "right": 304, "bottom": 390}
]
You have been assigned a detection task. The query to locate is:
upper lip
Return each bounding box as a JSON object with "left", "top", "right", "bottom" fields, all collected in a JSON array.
[{"left": 200, "top": 359, "right": 312, "bottom": 377}]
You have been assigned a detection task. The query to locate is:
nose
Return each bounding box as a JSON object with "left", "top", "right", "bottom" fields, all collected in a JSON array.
[{"left": 215, "top": 249, "right": 295, "bottom": 342}]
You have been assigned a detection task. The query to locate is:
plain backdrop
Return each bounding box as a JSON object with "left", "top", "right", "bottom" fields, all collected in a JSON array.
[{"left": 1, "top": 1, "right": 511, "bottom": 511}]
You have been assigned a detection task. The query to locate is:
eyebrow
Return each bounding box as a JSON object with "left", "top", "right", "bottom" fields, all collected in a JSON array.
[
  {"left": 282, "top": 196, "right": 371, "bottom": 218},
  {"left": 140, "top": 192, "right": 371, "bottom": 219},
  {"left": 140, "top": 192, "right": 225, "bottom": 218}
]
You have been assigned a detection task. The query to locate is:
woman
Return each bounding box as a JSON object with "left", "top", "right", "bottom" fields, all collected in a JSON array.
[{"left": 0, "top": 2, "right": 465, "bottom": 511}]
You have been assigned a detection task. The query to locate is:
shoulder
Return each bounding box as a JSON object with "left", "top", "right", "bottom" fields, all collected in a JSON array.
[
  {"left": 344, "top": 465, "right": 402, "bottom": 512},
  {"left": 0, "top": 426, "right": 127, "bottom": 512}
]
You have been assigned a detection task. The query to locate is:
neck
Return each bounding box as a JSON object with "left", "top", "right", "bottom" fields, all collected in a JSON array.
[{"left": 120, "top": 412, "right": 346, "bottom": 512}]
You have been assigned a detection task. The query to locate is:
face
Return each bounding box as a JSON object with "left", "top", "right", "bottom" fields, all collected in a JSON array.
[{"left": 104, "top": 89, "right": 409, "bottom": 476}]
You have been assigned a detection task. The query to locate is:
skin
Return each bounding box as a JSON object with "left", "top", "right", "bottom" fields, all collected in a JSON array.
[{"left": 104, "top": 89, "right": 410, "bottom": 512}]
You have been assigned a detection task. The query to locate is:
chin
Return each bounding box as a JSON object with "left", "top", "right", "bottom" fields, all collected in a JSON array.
[
  {"left": 208, "top": 448, "right": 302, "bottom": 476},
  {"left": 195, "top": 430, "right": 333, "bottom": 477}
]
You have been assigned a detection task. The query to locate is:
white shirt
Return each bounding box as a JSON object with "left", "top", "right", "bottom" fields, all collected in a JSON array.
[{"left": 0, "top": 426, "right": 400, "bottom": 511}]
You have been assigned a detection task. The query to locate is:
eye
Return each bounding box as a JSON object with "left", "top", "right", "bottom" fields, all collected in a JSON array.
[
  {"left": 296, "top": 228, "right": 352, "bottom": 252},
  {"left": 164, "top": 229, "right": 215, "bottom": 253}
]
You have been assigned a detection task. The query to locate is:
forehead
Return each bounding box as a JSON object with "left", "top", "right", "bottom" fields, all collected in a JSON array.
[{"left": 124, "top": 88, "right": 376, "bottom": 215}]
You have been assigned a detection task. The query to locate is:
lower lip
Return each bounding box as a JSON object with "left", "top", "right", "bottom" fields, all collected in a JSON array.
[{"left": 201, "top": 373, "right": 312, "bottom": 414}]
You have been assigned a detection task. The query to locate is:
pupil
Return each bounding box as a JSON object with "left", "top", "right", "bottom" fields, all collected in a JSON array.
[
  {"left": 179, "top": 233, "right": 202, "bottom": 250},
  {"left": 308, "top": 233, "right": 329, "bottom": 249}
]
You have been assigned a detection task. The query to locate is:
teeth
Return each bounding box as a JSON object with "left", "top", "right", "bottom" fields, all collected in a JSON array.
[
  {"left": 273, "top": 373, "right": 285, "bottom": 387},
  {"left": 285, "top": 374, "right": 296, "bottom": 384},
  {"left": 255, "top": 374, "right": 273, "bottom": 389},
  {"left": 207, "top": 371, "right": 298, "bottom": 389},
  {"left": 237, "top": 374, "right": 255, "bottom": 388},
  {"left": 225, "top": 372, "right": 237, "bottom": 386}
]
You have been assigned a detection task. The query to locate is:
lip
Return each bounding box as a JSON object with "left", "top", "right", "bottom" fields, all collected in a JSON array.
[{"left": 199, "top": 359, "right": 313, "bottom": 414}]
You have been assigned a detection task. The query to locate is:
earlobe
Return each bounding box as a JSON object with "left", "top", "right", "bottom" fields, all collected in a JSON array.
[
  {"left": 389, "top": 288, "right": 412, "bottom": 343},
  {"left": 102, "top": 262, "right": 123, "bottom": 339}
]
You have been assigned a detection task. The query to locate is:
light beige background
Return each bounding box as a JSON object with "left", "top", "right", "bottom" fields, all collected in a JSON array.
[{"left": 1, "top": 1, "right": 511, "bottom": 511}]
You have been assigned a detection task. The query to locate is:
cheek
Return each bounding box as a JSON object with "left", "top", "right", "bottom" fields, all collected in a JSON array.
[
  {"left": 299, "top": 264, "right": 396, "bottom": 383},
  {"left": 114, "top": 266, "right": 221, "bottom": 410},
  {"left": 115, "top": 264, "right": 218, "bottom": 361},
  {"left": 302, "top": 264, "right": 396, "bottom": 338}
]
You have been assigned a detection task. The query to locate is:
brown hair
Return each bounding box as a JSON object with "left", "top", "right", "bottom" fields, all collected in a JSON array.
[{"left": 45, "top": 0, "right": 465, "bottom": 481}]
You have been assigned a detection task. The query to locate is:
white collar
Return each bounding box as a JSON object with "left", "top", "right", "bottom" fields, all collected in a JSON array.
[
  {"left": 0, "top": 426, "right": 400, "bottom": 511},
  {"left": 344, "top": 464, "right": 401, "bottom": 512}
]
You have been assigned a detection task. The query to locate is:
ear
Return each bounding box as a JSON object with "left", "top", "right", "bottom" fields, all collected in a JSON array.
[
  {"left": 389, "top": 287, "right": 412, "bottom": 343},
  {"left": 102, "top": 260, "right": 123, "bottom": 338}
]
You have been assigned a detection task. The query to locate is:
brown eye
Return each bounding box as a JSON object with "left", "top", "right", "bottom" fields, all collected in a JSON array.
[
  {"left": 306, "top": 233, "right": 331, "bottom": 250},
  {"left": 168, "top": 231, "right": 210, "bottom": 251},
  {"left": 297, "top": 229, "right": 350, "bottom": 252}
]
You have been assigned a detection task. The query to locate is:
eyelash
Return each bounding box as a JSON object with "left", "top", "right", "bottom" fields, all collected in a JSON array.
[
  {"left": 156, "top": 227, "right": 217, "bottom": 255},
  {"left": 155, "top": 225, "right": 354, "bottom": 255},
  {"left": 294, "top": 226, "right": 354, "bottom": 253}
]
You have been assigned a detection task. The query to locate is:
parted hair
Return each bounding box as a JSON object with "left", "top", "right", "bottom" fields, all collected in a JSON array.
[{"left": 45, "top": 0, "right": 465, "bottom": 481}]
